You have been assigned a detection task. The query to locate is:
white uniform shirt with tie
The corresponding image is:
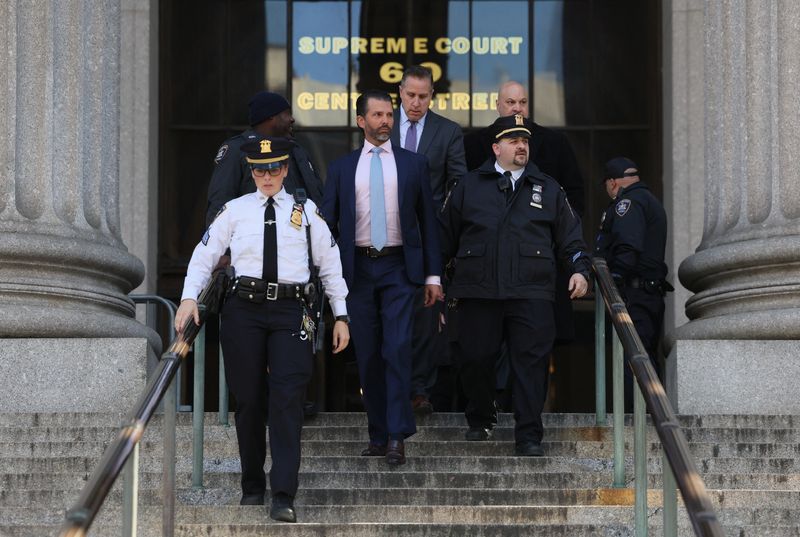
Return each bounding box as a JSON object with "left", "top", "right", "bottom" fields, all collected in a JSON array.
[{"left": 181, "top": 187, "right": 348, "bottom": 316}]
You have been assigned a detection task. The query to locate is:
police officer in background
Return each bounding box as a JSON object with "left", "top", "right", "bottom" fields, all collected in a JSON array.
[
  {"left": 206, "top": 91, "right": 324, "bottom": 226},
  {"left": 594, "top": 157, "right": 670, "bottom": 410},
  {"left": 175, "top": 137, "right": 350, "bottom": 523},
  {"left": 441, "top": 115, "right": 591, "bottom": 456}
]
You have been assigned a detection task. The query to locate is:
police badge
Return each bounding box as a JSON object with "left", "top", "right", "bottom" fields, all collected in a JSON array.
[
  {"left": 530, "top": 183, "right": 543, "bottom": 209},
  {"left": 290, "top": 203, "right": 304, "bottom": 230}
]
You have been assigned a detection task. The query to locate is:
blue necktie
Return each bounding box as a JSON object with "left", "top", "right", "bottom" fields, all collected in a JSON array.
[
  {"left": 404, "top": 121, "right": 417, "bottom": 152},
  {"left": 369, "top": 147, "right": 387, "bottom": 251}
]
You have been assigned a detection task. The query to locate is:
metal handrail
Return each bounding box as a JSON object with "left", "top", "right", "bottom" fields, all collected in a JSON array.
[
  {"left": 592, "top": 257, "right": 724, "bottom": 536},
  {"left": 58, "top": 269, "right": 231, "bottom": 537}
]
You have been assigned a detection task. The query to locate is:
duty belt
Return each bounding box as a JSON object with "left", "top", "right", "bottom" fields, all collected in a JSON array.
[
  {"left": 627, "top": 277, "right": 673, "bottom": 295},
  {"left": 355, "top": 245, "right": 403, "bottom": 258},
  {"left": 231, "top": 276, "right": 307, "bottom": 303}
]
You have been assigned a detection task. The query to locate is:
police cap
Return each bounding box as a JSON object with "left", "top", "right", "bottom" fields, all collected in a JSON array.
[
  {"left": 242, "top": 137, "right": 292, "bottom": 170},
  {"left": 603, "top": 157, "right": 639, "bottom": 183},
  {"left": 491, "top": 114, "right": 532, "bottom": 141},
  {"left": 248, "top": 91, "right": 290, "bottom": 126}
]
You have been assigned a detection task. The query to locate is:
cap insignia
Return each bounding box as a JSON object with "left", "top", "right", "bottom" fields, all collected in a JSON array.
[{"left": 260, "top": 139, "right": 272, "bottom": 153}]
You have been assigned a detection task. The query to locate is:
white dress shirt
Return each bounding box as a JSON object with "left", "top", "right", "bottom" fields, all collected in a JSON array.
[
  {"left": 354, "top": 139, "right": 402, "bottom": 247},
  {"left": 399, "top": 107, "right": 427, "bottom": 152},
  {"left": 181, "top": 187, "right": 348, "bottom": 316},
  {"left": 495, "top": 162, "right": 524, "bottom": 189}
]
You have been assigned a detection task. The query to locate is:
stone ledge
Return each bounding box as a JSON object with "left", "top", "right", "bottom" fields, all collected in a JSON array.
[
  {"left": 0, "top": 338, "right": 149, "bottom": 412},
  {"left": 667, "top": 340, "right": 800, "bottom": 414}
]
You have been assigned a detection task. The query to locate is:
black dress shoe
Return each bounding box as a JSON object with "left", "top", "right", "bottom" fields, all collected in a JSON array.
[
  {"left": 270, "top": 493, "right": 297, "bottom": 523},
  {"left": 465, "top": 426, "right": 493, "bottom": 441},
  {"left": 411, "top": 395, "right": 434, "bottom": 415},
  {"left": 515, "top": 441, "right": 544, "bottom": 457},
  {"left": 385, "top": 439, "right": 406, "bottom": 465},
  {"left": 239, "top": 492, "right": 265, "bottom": 505},
  {"left": 361, "top": 442, "right": 387, "bottom": 456}
]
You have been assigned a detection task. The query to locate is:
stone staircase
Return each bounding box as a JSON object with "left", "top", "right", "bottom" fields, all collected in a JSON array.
[{"left": 2, "top": 412, "right": 799, "bottom": 536}]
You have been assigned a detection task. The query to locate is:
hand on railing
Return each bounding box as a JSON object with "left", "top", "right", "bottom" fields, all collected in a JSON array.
[
  {"left": 568, "top": 273, "right": 589, "bottom": 299},
  {"left": 175, "top": 299, "right": 200, "bottom": 334}
]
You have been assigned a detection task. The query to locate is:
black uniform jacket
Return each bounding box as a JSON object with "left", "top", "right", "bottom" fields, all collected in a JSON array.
[
  {"left": 463, "top": 121, "right": 584, "bottom": 216},
  {"left": 205, "top": 130, "right": 324, "bottom": 225},
  {"left": 594, "top": 181, "right": 668, "bottom": 281},
  {"left": 441, "top": 159, "right": 591, "bottom": 301}
]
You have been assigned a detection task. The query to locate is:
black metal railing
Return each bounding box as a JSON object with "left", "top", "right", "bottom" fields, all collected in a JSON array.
[
  {"left": 58, "top": 268, "right": 232, "bottom": 537},
  {"left": 592, "top": 257, "right": 724, "bottom": 536}
]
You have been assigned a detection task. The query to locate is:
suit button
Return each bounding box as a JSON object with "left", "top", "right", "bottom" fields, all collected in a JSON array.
[
  {"left": 250, "top": 281, "right": 255, "bottom": 286},
  {"left": 467, "top": 250, "right": 471, "bottom": 254},
  {"left": 249, "top": 294, "right": 254, "bottom": 299},
  {"left": 537, "top": 250, "right": 541, "bottom": 255}
]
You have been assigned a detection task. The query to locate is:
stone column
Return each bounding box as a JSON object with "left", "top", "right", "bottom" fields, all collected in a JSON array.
[
  {"left": 0, "top": 0, "right": 155, "bottom": 411},
  {"left": 669, "top": 1, "right": 800, "bottom": 413}
]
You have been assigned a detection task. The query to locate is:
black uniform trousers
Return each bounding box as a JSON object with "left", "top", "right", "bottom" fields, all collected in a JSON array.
[
  {"left": 623, "top": 287, "right": 665, "bottom": 410},
  {"left": 219, "top": 295, "right": 312, "bottom": 498},
  {"left": 456, "top": 298, "right": 555, "bottom": 444}
]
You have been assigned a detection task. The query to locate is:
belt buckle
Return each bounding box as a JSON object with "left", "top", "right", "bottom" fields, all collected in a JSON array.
[
  {"left": 367, "top": 247, "right": 380, "bottom": 258},
  {"left": 266, "top": 282, "right": 279, "bottom": 301}
]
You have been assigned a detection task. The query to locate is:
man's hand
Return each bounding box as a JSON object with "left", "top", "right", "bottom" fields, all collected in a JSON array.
[
  {"left": 331, "top": 320, "right": 350, "bottom": 353},
  {"left": 174, "top": 299, "right": 200, "bottom": 334},
  {"left": 423, "top": 284, "right": 444, "bottom": 307},
  {"left": 568, "top": 274, "right": 589, "bottom": 299}
]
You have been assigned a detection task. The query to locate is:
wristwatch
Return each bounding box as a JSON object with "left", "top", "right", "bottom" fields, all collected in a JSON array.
[{"left": 335, "top": 315, "right": 351, "bottom": 324}]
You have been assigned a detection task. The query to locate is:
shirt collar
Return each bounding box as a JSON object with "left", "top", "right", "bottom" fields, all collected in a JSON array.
[
  {"left": 494, "top": 162, "right": 524, "bottom": 181},
  {"left": 400, "top": 106, "right": 427, "bottom": 128},
  {"left": 363, "top": 138, "right": 393, "bottom": 156},
  {"left": 255, "top": 186, "right": 289, "bottom": 206}
]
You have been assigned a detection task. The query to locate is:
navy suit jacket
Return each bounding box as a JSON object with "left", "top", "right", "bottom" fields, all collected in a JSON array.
[{"left": 322, "top": 145, "right": 442, "bottom": 289}]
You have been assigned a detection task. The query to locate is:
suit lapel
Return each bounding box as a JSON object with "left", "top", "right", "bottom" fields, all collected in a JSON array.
[
  {"left": 390, "top": 117, "right": 401, "bottom": 146},
  {"left": 416, "top": 111, "right": 438, "bottom": 155},
  {"left": 344, "top": 149, "right": 360, "bottom": 222},
  {"left": 393, "top": 146, "right": 408, "bottom": 210}
]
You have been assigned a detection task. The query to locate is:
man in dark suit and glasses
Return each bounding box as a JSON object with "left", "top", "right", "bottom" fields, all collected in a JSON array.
[
  {"left": 322, "top": 90, "right": 443, "bottom": 465},
  {"left": 390, "top": 65, "right": 467, "bottom": 414}
]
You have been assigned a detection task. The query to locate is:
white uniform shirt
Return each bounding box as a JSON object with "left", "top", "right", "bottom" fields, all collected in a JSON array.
[{"left": 181, "top": 187, "right": 348, "bottom": 316}]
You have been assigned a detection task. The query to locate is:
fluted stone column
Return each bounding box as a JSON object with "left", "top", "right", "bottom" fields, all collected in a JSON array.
[
  {"left": 0, "top": 0, "right": 156, "bottom": 411},
  {"left": 668, "top": 1, "right": 800, "bottom": 413}
]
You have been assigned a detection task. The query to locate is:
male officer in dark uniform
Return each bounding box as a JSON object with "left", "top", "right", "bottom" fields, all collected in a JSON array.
[
  {"left": 594, "top": 157, "right": 670, "bottom": 409},
  {"left": 205, "top": 91, "right": 324, "bottom": 225},
  {"left": 441, "top": 115, "right": 591, "bottom": 456},
  {"left": 176, "top": 137, "right": 350, "bottom": 522}
]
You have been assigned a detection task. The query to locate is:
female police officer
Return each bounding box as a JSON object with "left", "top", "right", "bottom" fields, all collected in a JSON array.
[{"left": 175, "top": 136, "right": 350, "bottom": 523}]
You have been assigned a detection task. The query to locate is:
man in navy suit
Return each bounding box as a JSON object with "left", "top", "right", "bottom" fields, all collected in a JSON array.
[
  {"left": 390, "top": 65, "right": 467, "bottom": 415},
  {"left": 322, "top": 90, "right": 443, "bottom": 465}
]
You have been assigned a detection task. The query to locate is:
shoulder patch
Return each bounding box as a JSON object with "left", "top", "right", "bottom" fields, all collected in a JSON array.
[
  {"left": 212, "top": 204, "right": 227, "bottom": 222},
  {"left": 214, "top": 144, "right": 229, "bottom": 164},
  {"left": 615, "top": 199, "right": 631, "bottom": 217},
  {"left": 201, "top": 228, "right": 210, "bottom": 246}
]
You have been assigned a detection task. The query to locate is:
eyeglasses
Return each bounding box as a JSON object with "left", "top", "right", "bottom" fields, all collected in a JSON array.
[{"left": 251, "top": 166, "right": 283, "bottom": 177}]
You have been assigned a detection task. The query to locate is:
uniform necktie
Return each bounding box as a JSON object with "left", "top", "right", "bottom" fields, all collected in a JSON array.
[
  {"left": 504, "top": 171, "right": 513, "bottom": 204},
  {"left": 404, "top": 121, "right": 417, "bottom": 152},
  {"left": 262, "top": 197, "right": 278, "bottom": 282},
  {"left": 369, "top": 147, "right": 387, "bottom": 251}
]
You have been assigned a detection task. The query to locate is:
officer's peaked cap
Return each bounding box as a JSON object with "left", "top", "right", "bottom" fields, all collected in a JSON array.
[
  {"left": 248, "top": 91, "right": 290, "bottom": 126},
  {"left": 603, "top": 157, "right": 639, "bottom": 183},
  {"left": 491, "top": 114, "right": 532, "bottom": 141},
  {"left": 242, "top": 137, "right": 292, "bottom": 170}
]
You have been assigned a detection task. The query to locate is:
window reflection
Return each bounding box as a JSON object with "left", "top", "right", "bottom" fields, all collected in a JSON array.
[
  {"left": 292, "top": 1, "right": 350, "bottom": 126},
  {"left": 533, "top": 0, "right": 565, "bottom": 126},
  {"left": 471, "top": 0, "right": 529, "bottom": 127}
]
